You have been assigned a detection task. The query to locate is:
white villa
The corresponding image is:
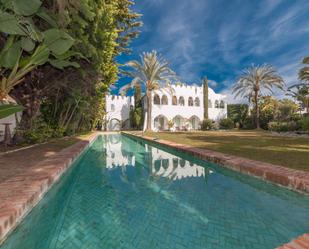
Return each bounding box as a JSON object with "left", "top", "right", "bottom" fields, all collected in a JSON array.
[{"left": 105, "top": 83, "right": 227, "bottom": 131}]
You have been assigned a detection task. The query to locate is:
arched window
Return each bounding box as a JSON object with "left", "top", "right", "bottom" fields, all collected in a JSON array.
[
  {"left": 208, "top": 100, "right": 212, "bottom": 108},
  {"left": 111, "top": 104, "right": 115, "bottom": 111},
  {"left": 153, "top": 94, "right": 160, "bottom": 105},
  {"left": 188, "top": 97, "right": 193, "bottom": 106},
  {"left": 161, "top": 95, "right": 168, "bottom": 105},
  {"left": 172, "top": 96, "right": 177, "bottom": 105},
  {"left": 179, "top": 96, "right": 185, "bottom": 106},
  {"left": 215, "top": 100, "right": 219, "bottom": 108},
  {"left": 194, "top": 97, "right": 200, "bottom": 106},
  {"left": 220, "top": 100, "right": 225, "bottom": 108}
]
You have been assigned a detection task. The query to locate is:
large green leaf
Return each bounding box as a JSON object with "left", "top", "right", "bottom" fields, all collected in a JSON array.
[
  {"left": 0, "top": 40, "right": 22, "bottom": 68},
  {"left": 28, "top": 45, "right": 50, "bottom": 66},
  {"left": 43, "top": 29, "right": 74, "bottom": 55},
  {"left": 21, "top": 37, "right": 35, "bottom": 52},
  {"left": 49, "top": 59, "right": 80, "bottom": 70},
  {"left": 12, "top": 0, "right": 41, "bottom": 16},
  {"left": 0, "top": 11, "right": 26, "bottom": 35},
  {"left": 0, "top": 104, "right": 23, "bottom": 119}
]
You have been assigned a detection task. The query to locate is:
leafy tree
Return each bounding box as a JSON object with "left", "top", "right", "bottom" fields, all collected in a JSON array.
[
  {"left": 232, "top": 64, "right": 284, "bottom": 129},
  {"left": 130, "top": 84, "right": 143, "bottom": 129},
  {"left": 227, "top": 104, "right": 249, "bottom": 128},
  {"left": 120, "top": 51, "right": 176, "bottom": 131}
]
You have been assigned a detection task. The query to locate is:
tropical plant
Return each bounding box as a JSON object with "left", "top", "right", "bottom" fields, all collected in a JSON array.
[
  {"left": 227, "top": 104, "right": 249, "bottom": 128},
  {"left": 167, "top": 119, "right": 174, "bottom": 130},
  {"left": 287, "top": 85, "right": 309, "bottom": 113},
  {"left": 0, "top": 0, "right": 79, "bottom": 101},
  {"left": 200, "top": 118, "right": 213, "bottom": 130},
  {"left": 299, "top": 57, "right": 309, "bottom": 83},
  {"left": 232, "top": 64, "right": 284, "bottom": 129},
  {"left": 219, "top": 118, "right": 234, "bottom": 129},
  {"left": 120, "top": 51, "right": 176, "bottom": 130},
  {"left": 0, "top": 103, "right": 23, "bottom": 119}
]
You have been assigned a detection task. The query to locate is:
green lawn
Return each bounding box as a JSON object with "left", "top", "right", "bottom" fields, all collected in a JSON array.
[{"left": 145, "top": 130, "right": 309, "bottom": 172}]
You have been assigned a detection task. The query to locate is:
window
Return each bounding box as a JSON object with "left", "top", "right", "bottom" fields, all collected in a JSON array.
[
  {"left": 111, "top": 104, "right": 115, "bottom": 111},
  {"left": 179, "top": 96, "right": 185, "bottom": 106},
  {"left": 153, "top": 94, "right": 160, "bottom": 105},
  {"left": 220, "top": 100, "right": 225, "bottom": 109},
  {"left": 172, "top": 96, "right": 177, "bottom": 105},
  {"left": 161, "top": 95, "right": 168, "bottom": 105},
  {"left": 188, "top": 97, "right": 193, "bottom": 106},
  {"left": 215, "top": 100, "right": 219, "bottom": 108},
  {"left": 208, "top": 100, "right": 212, "bottom": 108},
  {"left": 194, "top": 97, "right": 200, "bottom": 106}
]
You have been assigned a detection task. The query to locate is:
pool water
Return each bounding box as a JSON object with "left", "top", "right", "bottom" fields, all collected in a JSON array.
[{"left": 1, "top": 134, "right": 309, "bottom": 249}]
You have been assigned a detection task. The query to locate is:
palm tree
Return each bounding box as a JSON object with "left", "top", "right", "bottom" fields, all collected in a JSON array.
[
  {"left": 287, "top": 85, "right": 309, "bottom": 114},
  {"left": 233, "top": 64, "right": 284, "bottom": 129},
  {"left": 120, "top": 51, "right": 176, "bottom": 131},
  {"left": 299, "top": 57, "right": 309, "bottom": 83}
]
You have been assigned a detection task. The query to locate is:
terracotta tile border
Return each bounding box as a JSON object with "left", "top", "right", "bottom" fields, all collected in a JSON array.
[
  {"left": 277, "top": 234, "right": 309, "bottom": 249},
  {"left": 122, "top": 132, "right": 309, "bottom": 194},
  {"left": 0, "top": 132, "right": 101, "bottom": 244}
]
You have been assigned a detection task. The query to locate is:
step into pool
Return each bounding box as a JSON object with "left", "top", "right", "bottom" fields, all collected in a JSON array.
[{"left": 1, "top": 134, "right": 309, "bottom": 249}]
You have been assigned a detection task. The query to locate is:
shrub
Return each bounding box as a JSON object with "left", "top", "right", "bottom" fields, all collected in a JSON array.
[
  {"left": 300, "top": 116, "right": 309, "bottom": 131},
  {"left": 242, "top": 116, "right": 255, "bottom": 129},
  {"left": 201, "top": 119, "right": 214, "bottom": 130},
  {"left": 219, "top": 118, "right": 234, "bottom": 129},
  {"left": 268, "top": 121, "right": 300, "bottom": 132}
]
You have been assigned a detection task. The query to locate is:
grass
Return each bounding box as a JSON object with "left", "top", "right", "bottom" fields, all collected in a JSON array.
[{"left": 145, "top": 130, "right": 309, "bottom": 172}]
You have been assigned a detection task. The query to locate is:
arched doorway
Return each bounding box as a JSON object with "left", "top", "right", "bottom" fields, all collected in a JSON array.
[
  {"left": 173, "top": 115, "right": 186, "bottom": 130},
  {"left": 154, "top": 115, "right": 168, "bottom": 131},
  {"left": 189, "top": 116, "right": 201, "bottom": 130}
]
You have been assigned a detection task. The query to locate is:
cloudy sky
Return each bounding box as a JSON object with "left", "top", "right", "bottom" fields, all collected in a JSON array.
[{"left": 115, "top": 0, "right": 309, "bottom": 102}]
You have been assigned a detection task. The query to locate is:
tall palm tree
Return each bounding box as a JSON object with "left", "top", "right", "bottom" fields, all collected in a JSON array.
[
  {"left": 299, "top": 57, "right": 309, "bottom": 83},
  {"left": 120, "top": 51, "right": 176, "bottom": 131},
  {"left": 233, "top": 64, "right": 284, "bottom": 129}
]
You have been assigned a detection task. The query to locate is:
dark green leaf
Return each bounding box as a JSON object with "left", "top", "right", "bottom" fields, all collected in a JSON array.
[
  {"left": 21, "top": 37, "right": 35, "bottom": 52},
  {"left": 49, "top": 59, "right": 80, "bottom": 69},
  {"left": 12, "top": 0, "right": 41, "bottom": 16},
  {"left": 0, "top": 40, "right": 22, "bottom": 68},
  {"left": 0, "top": 11, "right": 26, "bottom": 35},
  {"left": 0, "top": 104, "right": 23, "bottom": 119},
  {"left": 43, "top": 29, "right": 74, "bottom": 55}
]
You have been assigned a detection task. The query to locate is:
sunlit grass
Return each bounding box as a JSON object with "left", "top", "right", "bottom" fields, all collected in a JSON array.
[{"left": 145, "top": 130, "right": 309, "bottom": 172}]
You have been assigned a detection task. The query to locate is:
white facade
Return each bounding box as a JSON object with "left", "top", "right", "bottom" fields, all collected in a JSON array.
[
  {"left": 105, "top": 95, "right": 134, "bottom": 131},
  {"left": 105, "top": 84, "right": 227, "bottom": 131}
]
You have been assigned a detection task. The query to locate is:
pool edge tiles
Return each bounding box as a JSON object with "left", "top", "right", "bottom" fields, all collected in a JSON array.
[
  {"left": 0, "top": 132, "right": 101, "bottom": 244},
  {"left": 122, "top": 132, "right": 309, "bottom": 194}
]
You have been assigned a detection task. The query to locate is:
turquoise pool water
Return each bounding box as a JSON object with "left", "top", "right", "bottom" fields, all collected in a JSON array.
[{"left": 1, "top": 134, "right": 309, "bottom": 249}]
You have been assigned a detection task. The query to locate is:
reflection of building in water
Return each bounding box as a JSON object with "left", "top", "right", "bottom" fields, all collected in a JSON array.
[
  {"left": 151, "top": 148, "right": 206, "bottom": 181},
  {"left": 103, "top": 136, "right": 135, "bottom": 168},
  {"left": 103, "top": 136, "right": 209, "bottom": 181}
]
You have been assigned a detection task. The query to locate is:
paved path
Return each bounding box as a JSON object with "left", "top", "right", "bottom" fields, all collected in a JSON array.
[{"left": 0, "top": 133, "right": 98, "bottom": 243}]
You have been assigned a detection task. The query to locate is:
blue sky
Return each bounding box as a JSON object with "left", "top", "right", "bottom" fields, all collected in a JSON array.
[{"left": 114, "top": 0, "right": 309, "bottom": 101}]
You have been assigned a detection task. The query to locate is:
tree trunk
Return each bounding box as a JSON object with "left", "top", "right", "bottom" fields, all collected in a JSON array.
[
  {"left": 254, "top": 90, "right": 260, "bottom": 129},
  {"left": 203, "top": 78, "right": 209, "bottom": 120},
  {"left": 146, "top": 90, "right": 152, "bottom": 131}
]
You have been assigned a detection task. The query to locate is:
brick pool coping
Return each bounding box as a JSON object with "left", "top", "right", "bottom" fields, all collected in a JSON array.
[
  {"left": 277, "top": 234, "right": 309, "bottom": 249},
  {"left": 0, "top": 132, "right": 100, "bottom": 244},
  {"left": 123, "top": 132, "right": 309, "bottom": 194}
]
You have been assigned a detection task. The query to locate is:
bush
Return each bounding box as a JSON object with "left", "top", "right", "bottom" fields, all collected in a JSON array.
[
  {"left": 201, "top": 119, "right": 214, "bottom": 130},
  {"left": 219, "top": 118, "right": 234, "bottom": 129},
  {"left": 242, "top": 116, "right": 255, "bottom": 129},
  {"left": 299, "top": 116, "right": 309, "bottom": 131},
  {"left": 268, "top": 121, "right": 300, "bottom": 132}
]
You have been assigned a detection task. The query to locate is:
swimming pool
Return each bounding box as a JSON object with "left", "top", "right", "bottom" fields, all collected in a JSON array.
[{"left": 1, "top": 134, "right": 309, "bottom": 249}]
